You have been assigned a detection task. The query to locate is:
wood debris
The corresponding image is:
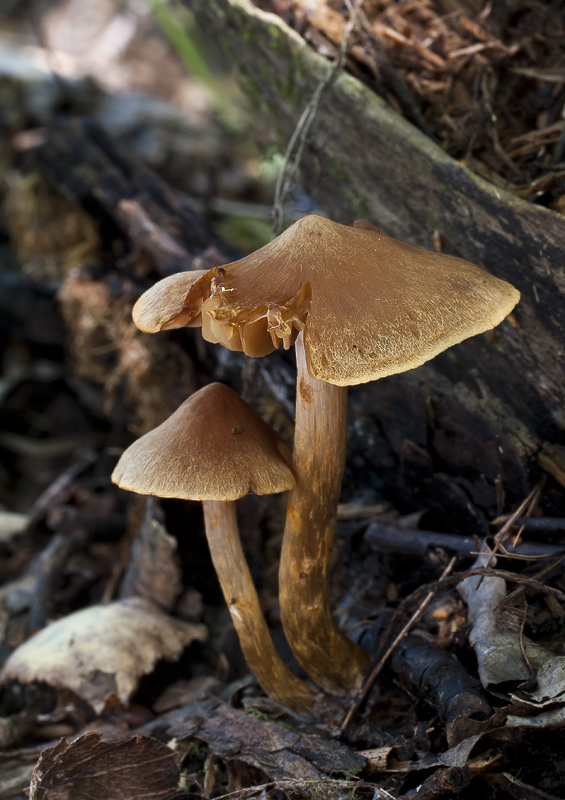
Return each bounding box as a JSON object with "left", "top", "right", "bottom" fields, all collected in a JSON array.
[{"left": 260, "top": 0, "right": 565, "bottom": 206}]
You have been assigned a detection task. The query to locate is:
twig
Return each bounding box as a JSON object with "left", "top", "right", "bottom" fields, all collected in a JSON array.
[
  {"left": 340, "top": 556, "right": 457, "bottom": 731},
  {"left": 553, "top": 102, "right": 565, "bottom": 165},
  {"left": 466, "top": 565, "right": 565, "bottom": 603},
  {"left": 209, "top": 777, "right": 370, "bottom": 800},
  {"left": 27, "top": 448, "right": 97, "bottom": 528},
  {"left": 272, "top": 0, "right": 363, "bottom": 234},
  {"left": 365, "top": 521, "right": 563, "bottom": 559},
  {"left": 485, "top": 479, "right": 546, "bottom": 570},
  {"left": 496, "top": 553, "right": 565, "bottom": 608},
  {"left": 517, "top": 594, "right": 536, "bottom": 687},
  {"left": 341, "top": 553, "right": 565, "bottom": 732}
]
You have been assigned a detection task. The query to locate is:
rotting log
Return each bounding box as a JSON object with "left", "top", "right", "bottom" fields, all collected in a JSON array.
[
  {"left": 189, "top": 0, "right": 565, "bottom": 531},
  {"left": 26, "top": 121, "right": 235, "bottom": 274},
  {"left": 391, "top": 633, "right": 492, "bottom": 727}
]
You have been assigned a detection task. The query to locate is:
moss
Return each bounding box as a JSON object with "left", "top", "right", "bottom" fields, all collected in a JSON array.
[
  {"left": 215, "top": 215, "right": 272, "bottom": 253},
  {"left": 326, "top": 152, "right": 347, "bottom": 185},
  {"left": 246, "top": 706, "right": 295, "bottom": 730},
  {"left": 238, "top": 21, "right": 255, "bottom": 43},
  {"left": 348, "top": 190, "right": 371, "bottom": 218},
  {"left": 222, "top": 0, "right": 310, "bottom": 107},
  {"left": 475, "top": 395, "right": 537, "bottom": 456},
  {"left": 323, "top": 152, "right": 370, "bottom": 217}
]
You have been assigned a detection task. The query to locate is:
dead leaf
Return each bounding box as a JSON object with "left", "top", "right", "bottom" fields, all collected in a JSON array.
[
  {"left": 0, "top": 511, "right": 28, "bottom": 542},
  {"left": 119, "top": 498, "right": 182, "bottom": 611},
  {"left": 507, "top": 706, "right": 565, "bottom": 729},
  {"left": 29, "top": 731, "right": 179, "bottom": 799},
  {"left": 145, "top": 698, "right": 366, "bottom": 783},
  {"left": 0, "top": 598, "right": 207, "bottom": 712},
  {"left": 521, "top": 656, "right": 565, "bottom": 707}
]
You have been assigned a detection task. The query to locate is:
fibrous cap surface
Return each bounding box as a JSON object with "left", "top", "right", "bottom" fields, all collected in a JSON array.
[
  {"left": 112, "top": 382, "right": 295, "bottom": 500},
  {"left": 133, "top": 215, "right": 520, "bottom": 386}
]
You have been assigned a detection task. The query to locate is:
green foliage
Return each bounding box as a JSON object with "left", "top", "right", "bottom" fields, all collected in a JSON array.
[
  {"left": 149, "top": 0, "right": 238, "bottom": 128},
  {"left": 246, "top": 706, "right": 295, "bottom": 730},
  {"left": 215, "top": 215, "right": 272, "bottom": 253},
  {"left": 150, "top": 1, "right": 215, "bottom": 88}
]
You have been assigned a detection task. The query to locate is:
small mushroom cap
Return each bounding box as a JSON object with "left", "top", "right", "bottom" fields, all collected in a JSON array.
[
  {"left": 132, "top": 215, "right": 520, "bottom": 386},
  {"left": 112, "top": 383, "right": 295, "bottom": 501}
]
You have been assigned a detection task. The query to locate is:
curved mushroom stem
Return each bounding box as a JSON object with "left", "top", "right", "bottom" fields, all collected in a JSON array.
[
  {"left": 202, "top": 499, "right": 321, "bottom": 714},
  {"left": 279, "top": 334, "right": 370, "bottom": 696}
]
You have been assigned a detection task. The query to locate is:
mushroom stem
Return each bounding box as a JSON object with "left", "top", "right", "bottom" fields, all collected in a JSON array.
[
  {"left": 202, "top": 499, "right": 321, "bottom": 713},
  {"left": 279, "top": 334, "right": 370, "bottom": 696}
]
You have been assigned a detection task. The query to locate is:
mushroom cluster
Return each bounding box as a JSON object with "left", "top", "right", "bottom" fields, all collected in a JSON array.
[
  {"left": 126, "top": 215, "right": 521, "bottom": 701},
  {"left": 112, "top": 382, "right": 321, "bottom": 714}
]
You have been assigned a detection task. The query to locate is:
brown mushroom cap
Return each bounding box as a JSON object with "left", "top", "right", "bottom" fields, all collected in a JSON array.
[
  {"left": 132, "top": 269, "right": 211, "bottom": 333},
  {"left": 132, "top": 215, "right": 520, "bottom": 387},
  {"left": 112, "top": 383, "right": 295, "bottom": 501}
]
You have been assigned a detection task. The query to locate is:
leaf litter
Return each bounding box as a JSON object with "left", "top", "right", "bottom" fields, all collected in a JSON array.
[
  {"left": 1, "top": 598, "right": 207, "bottom": 714},
  {"left": 1, "top": 1, "right": 565, "bottom": 798}
]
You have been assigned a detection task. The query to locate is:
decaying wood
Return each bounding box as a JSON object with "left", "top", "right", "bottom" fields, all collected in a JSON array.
[
  {"left": 397, "top": 764, "right": 473, "bottom": 800},
  {"left": 458, "top": 550, "right": 555, "bottom": 688},
  {"left": 189, "top": 0, "right": 565, "bottom": 529},
  {"left": 391, "top": 633, "right": 491, "bottom": 725},
  {"left": 365, "top": 522, "right": 565, "bottom": 558},
  {"left": 119, "top": 498, "right": 182, "bottom": 612},
  {"left": 28, "top": 530, "right": 85, "bottom": 632},
  {"left": 26, "top": 121, "right": 235, "bottom": 274}
]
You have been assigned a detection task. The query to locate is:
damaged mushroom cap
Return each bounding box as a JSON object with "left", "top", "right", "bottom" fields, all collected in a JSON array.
[
  {"left": 132, "top": 215, "right": 520, "bottom": 387},
  {"left": 112, "top": 383, "right": 295, "bottom": 501},
  {"left": 132, "top": 269, "right": 211, "bottom": 333}
]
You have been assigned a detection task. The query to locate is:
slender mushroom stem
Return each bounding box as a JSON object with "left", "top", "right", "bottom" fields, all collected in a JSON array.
[
  {"left": 202, "top": 499, "right": 321, "bottom": 713},
  {"left": 279, "top": 334, "right": 370, "bottom": 696}
]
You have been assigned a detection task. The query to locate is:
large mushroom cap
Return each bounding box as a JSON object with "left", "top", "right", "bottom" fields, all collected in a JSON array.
[
  {"left": 133, "top": 215, "right": 520, "bottom": 386},
  {"left": 112, "top": 383, "right": 295, "bottom": 501}
]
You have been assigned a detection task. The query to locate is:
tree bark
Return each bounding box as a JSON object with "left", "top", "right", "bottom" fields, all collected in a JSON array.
[{"left": 188, "top": 0, "right": 565, "bottom": 529}]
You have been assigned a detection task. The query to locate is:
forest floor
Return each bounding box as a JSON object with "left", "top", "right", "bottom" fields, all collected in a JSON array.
[
  {"left": 262, "top": 0, "right": 565, "bottom": 209},
  {"left": 0, "top": 1, "right": 565, "bottom": 799}
]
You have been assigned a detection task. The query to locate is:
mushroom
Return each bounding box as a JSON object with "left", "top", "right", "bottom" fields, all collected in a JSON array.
[
  {"left": 112, "top": 382, "right": 321, "bottom": 715},
  {"left": 131, "top": 215, "right": 521, "bottom": 696}
]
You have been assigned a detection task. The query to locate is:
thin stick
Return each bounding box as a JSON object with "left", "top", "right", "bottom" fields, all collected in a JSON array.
[
  {"left": 340, "top": 557, "right": 457, "bottom": 731},
  {"left": 488, "top": 479, "right": 545, "bottom": 566},
  {"left": 272, "top": 0, "right": 363, "bottom": 234},
  {"left": 496, "top": 553, "right": 565, "bottom": 607},
  {"left": 210, "top": 777, "right": 376, "bottom": 800}
]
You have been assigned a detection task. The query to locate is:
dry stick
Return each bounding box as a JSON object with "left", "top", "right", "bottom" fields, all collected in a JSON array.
[
  {"left": 484, "top": 479, "right": 545, "bottom": 571},
  {"left": 210, "top": 778, "right": 373, "bottom": 800},
  {"left": 472, "top": 566, "right": 565, "bottom": 603},
  {"left": 493, "top": 546, "right": 561, "bottom": 562},
  {"left": 517, "top": 594, "right": 536, "bottom": 687},
  {"left": 552, "top": 101, "right": 565, "bottom": 165},
  {"left": 27, "top": 448, "right": 97, "bottom": 528},
  {"left": 366, "top": 523, "right": 563, "bottom": 560},
  {"left": 509, "top": 479, "right": 546, "bottom": 549},
  {"left": 340, "top": 557, "right": 457, "bottom": 732},
  {"left": 496, "top": 552, "right": 565, "bottom": 608},
  {"left": 272, "top": 0, "right": 363, "bottom": 235}
]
